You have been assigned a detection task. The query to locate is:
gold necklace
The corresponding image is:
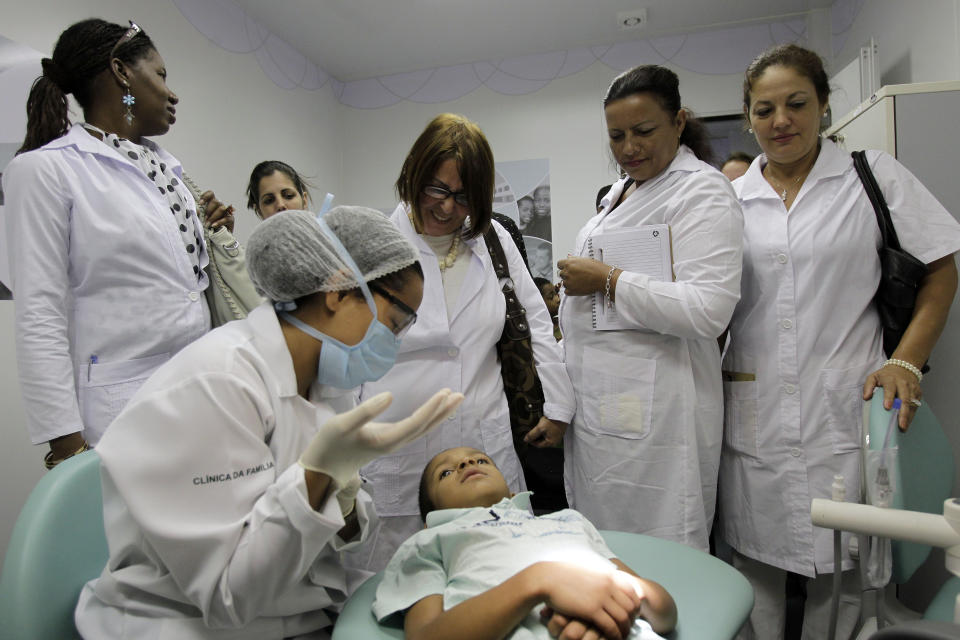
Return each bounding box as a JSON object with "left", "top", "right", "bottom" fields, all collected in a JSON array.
[
  {"left": 765, "top": 167, "right": 810, "bottom": 202},
  {"left": 408, "top": 212, "right": 461, "bottom": 271}
]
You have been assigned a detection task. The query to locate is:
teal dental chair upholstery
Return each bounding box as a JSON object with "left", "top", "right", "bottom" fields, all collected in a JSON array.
[{"left": 0, "top": 451, "right": 106, "bottom": 639}]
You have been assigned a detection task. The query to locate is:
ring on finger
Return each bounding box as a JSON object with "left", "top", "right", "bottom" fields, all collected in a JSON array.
[{"left": 909, "top": 398, "right": 922, "bottom": 407}]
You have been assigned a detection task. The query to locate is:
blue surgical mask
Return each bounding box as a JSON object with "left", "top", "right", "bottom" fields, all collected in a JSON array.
[
  {"left": 279, "top": 208, "right": 400, "bottom": 389},
  {"left": 281, "top": 312, "right": 399, "bottom": 389}
]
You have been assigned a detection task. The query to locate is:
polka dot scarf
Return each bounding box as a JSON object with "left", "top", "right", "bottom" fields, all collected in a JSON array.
[{"left": 82, "top": 124, "right": 206, "bottom": 281}]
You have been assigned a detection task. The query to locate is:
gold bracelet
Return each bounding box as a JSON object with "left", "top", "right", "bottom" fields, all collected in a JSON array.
[
  {"left": 884, "top": 358, "right": 923, "bottom": 382},
  {"left": 43, "top": 441, "right": 90, "bottom": 470}
]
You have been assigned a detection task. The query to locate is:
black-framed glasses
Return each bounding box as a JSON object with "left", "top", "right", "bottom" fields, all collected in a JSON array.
[
  {"left": 368, "top": 282, "right": 418, "bottom": 336},
  {"left": 110, "top": 20, "right": 142, "bottom": 60},
  {"left": 422, "top": 184, "right": 469, "bottom": 208}
]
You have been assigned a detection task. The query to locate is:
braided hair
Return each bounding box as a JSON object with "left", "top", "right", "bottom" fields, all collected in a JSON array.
[{"left": 18, "top": 18, "right": 155, "bottom": 154}]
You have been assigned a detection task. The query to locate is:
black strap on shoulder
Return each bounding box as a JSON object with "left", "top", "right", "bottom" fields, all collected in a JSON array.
[
  {"left": 483, "top": 225, "right": 510, "bottom": 280},
  {"left": 484, "top": 226, "right": 532, "bottom": 337},
  {"left": 852, "top": 150, "right": 902, "bottom": 252}
]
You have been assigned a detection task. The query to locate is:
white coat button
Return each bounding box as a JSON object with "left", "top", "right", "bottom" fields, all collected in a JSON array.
[
  {"left": 784, "top": 384, "right": 796, "bottom": 394},
  {"left": 791, "top": 448, "right": 802, "bottom": 458},
  {"left": 781, "top": 318, "right": 793, "bottom": 329},
  {"left": 447, "top": 347, "right": 459, "bottom": 357},
  {"left": 777, "top": 253, "right": 788, "bottom": 264},
  {"left": 188, "top": 291, "right": 200, "bottom": 302}
]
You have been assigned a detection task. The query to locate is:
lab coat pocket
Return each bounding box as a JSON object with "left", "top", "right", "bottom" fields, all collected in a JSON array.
[
  {"left": 361, "top": 437, "right": 426, "bottom": 517},
  {"left": 579, "top": 346, "right": 655, "bottom": 439},
  {"left": 78, "top": 352, "right": 171, "bottom": 437},
  {"left": 723, "top": 380, "right": 760, "bottom": 457},
  {"left": 822, "top": 363, "right": 872, "bottom": 454}
]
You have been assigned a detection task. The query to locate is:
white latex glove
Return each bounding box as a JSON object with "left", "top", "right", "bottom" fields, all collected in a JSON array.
[
  {"left": 300, "top": 388, "right": 464, "bottom": 490},
  {"left": 336, "top": 474, "right": 362, "bottom": 517}
]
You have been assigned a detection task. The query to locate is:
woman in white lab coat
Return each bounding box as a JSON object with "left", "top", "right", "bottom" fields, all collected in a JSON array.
[
  {"left": 75, "top": 207, "right": 464, "bottom": 639},
  {"left": 719, "top": 44, "right": 960, "bottom": 640},
  {"left": 3, "top": 18, "right": 234, "bottom": 465},
  {"left": 349, "top": 114, "right": 576, "bottom": 572},
  {"left": 557, "top": 65, "right": 743, "bottom": 552}
]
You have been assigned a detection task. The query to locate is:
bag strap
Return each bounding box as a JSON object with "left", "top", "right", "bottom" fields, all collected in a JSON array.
[
  {"left": 181, "top": 171, "right": 245, "bottom": 321},
  {"left": 180, "top": 171, "right": 207, "bottom": 222},
  {"left": 483, "top": 224, "right": 511, "bottom": 280},
  {"left": 483, "top": 226, "right": 532, "bottom": 336},
  {"left": 852, "top": 150, "right": 903, "bottom": 252}
]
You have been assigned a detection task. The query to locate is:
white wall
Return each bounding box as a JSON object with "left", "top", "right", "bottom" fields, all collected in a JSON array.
[
  {"left": 4, "top": 0, "right": 960, "bottom": 611},
  {"left": 833, "top": 0, "right": 960, "bottom": 86},
  {"left": 0, "top": 0, "right": 344, "bottom": 243},
  {"left": 0, "top": 0, "right": 344, "bottom": 561},
  {"left": 339, "top": 62, "right": 745, "bottom": 261}
]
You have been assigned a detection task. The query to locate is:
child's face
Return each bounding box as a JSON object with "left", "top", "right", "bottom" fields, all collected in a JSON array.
[
  {"left": 425, "top": 447, "right": 512, "bottom": 511},
  {"left": 539, "top": 282, "right": 560, "bottom": 316},
  {"left": 533, "top": 186, "right": 550, "bottom": 217},
  {"left": 533, "top": 246, "right": 551, "bottom": 270},
  {"left": 517, "top": 199, "right": 534, "bottom": 225}
]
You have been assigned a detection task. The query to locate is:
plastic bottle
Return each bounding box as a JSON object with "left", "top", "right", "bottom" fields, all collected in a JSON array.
[{"left": 875, "top": 398, "right": 901, "bottom": 508}]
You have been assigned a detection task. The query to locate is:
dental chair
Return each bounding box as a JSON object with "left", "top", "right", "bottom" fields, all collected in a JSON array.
[
  {"left": 810, "top": 394, "right": 960, "bottom": 639},
  {"left": 332, "top": 530, "right": 754, "bottom": 639},
  {"left": 0, "top": 451, "right": 106, "bottom": 639}
]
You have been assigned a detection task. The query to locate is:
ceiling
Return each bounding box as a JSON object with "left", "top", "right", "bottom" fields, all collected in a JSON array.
[{"left": 233, "top": 0, "right": 832, "bottom": 82}]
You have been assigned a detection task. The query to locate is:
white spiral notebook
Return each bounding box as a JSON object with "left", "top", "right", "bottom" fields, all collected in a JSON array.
[{"left": 588, "top": 224, "right": 672, "bottom": 330}]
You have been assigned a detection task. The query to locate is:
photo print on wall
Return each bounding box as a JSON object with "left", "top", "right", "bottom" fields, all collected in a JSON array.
[{"left": 493, "top": 158, "right": 553, "bottom": 280}]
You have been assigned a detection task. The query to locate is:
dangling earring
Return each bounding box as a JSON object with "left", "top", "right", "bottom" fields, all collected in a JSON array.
[{"left": 122, "top": 83, "right": 135, "bottom": 125}]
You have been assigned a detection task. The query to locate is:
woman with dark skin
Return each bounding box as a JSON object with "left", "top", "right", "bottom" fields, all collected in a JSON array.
[{"left": 3, "top": 18, "right": 233, "bottom": 464}]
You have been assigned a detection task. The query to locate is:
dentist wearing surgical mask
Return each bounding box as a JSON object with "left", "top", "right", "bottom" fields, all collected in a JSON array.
[{"left": 75, "top": 206, "right": 464, "bottom": 639}]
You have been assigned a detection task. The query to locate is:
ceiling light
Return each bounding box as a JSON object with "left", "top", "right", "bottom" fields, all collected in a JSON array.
[{"left": 617, "top": 9, "right": 648, "bottom": 31}]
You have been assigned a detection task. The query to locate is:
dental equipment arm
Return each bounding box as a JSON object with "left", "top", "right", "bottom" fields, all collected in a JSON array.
[{"left": 812, "top": 498, "right": 960, "bottom": 624}]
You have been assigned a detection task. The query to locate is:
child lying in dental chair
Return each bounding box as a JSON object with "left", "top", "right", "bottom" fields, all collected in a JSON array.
[{"left": 373, "top": 446, "right": 677, "bottom": 640}]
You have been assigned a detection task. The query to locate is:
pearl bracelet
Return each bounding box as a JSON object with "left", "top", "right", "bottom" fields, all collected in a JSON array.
[
  {"left": 604, "top": 267, "right": 617, "bottom": 309},
  {"left": 884, "top": 358, "right": 923, "bottom": 382}
]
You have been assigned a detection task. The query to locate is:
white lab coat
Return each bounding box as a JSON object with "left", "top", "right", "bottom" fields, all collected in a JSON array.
[
  {"left": 352, "top": 206, "right": 575, "bottom": 568},
  {"left": 560, "top": 146, "right": 743, "bottom": 551},
  {"left": 719, "top": 139, "right": 960, "bottom": 576},
  {"left": 2, "top": 124, "right": 210, "bottom": 445},
  {"left": 75, "top": 304, "right": 375, "bottom": 639}
]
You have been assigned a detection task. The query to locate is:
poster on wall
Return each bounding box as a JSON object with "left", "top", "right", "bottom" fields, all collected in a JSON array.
[
  {"left": 492, "top": 158, "right": 553, "bottom": 281},
  {"left": 0, "top": 33, "right": 44, "bottom": 297}
]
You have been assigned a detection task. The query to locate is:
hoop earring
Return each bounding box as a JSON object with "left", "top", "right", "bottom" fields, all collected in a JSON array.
[{"left": 122, "top": 83, "right": 136, "bottom": 125}]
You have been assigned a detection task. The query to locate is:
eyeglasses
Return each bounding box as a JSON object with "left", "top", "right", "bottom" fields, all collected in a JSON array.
[
  {"left": 368, "top": 282, "right": 418, "bottom": 337},
  {"left": 422, "top": 184, "right": 469, "bottom": 208},
  {"left": 110, "top": 20, "right": 142, "bottom": 60}
]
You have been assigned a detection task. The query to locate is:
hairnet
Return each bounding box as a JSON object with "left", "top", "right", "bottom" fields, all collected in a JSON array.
[{"left": 246, "top": 206, "right": 419, "bottom": 303}]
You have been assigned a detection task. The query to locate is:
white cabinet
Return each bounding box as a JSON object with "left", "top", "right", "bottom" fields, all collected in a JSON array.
[
  {"left": 827, "top": 80, "right": 960, "bottom": 609},
  {"left": 827, "top": 81, "right": 960, "bottom": 487}
]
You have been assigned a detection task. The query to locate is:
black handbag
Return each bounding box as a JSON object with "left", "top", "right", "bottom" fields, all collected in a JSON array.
[
  {"left": 483, "top": 226, "right": 546, "bottom": 446},
  {"left": 851, "top": 151, "right": 928, "bottom": 366},
  {"left": 484, "top": 227, "right": 567, "bottom": 512}
]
